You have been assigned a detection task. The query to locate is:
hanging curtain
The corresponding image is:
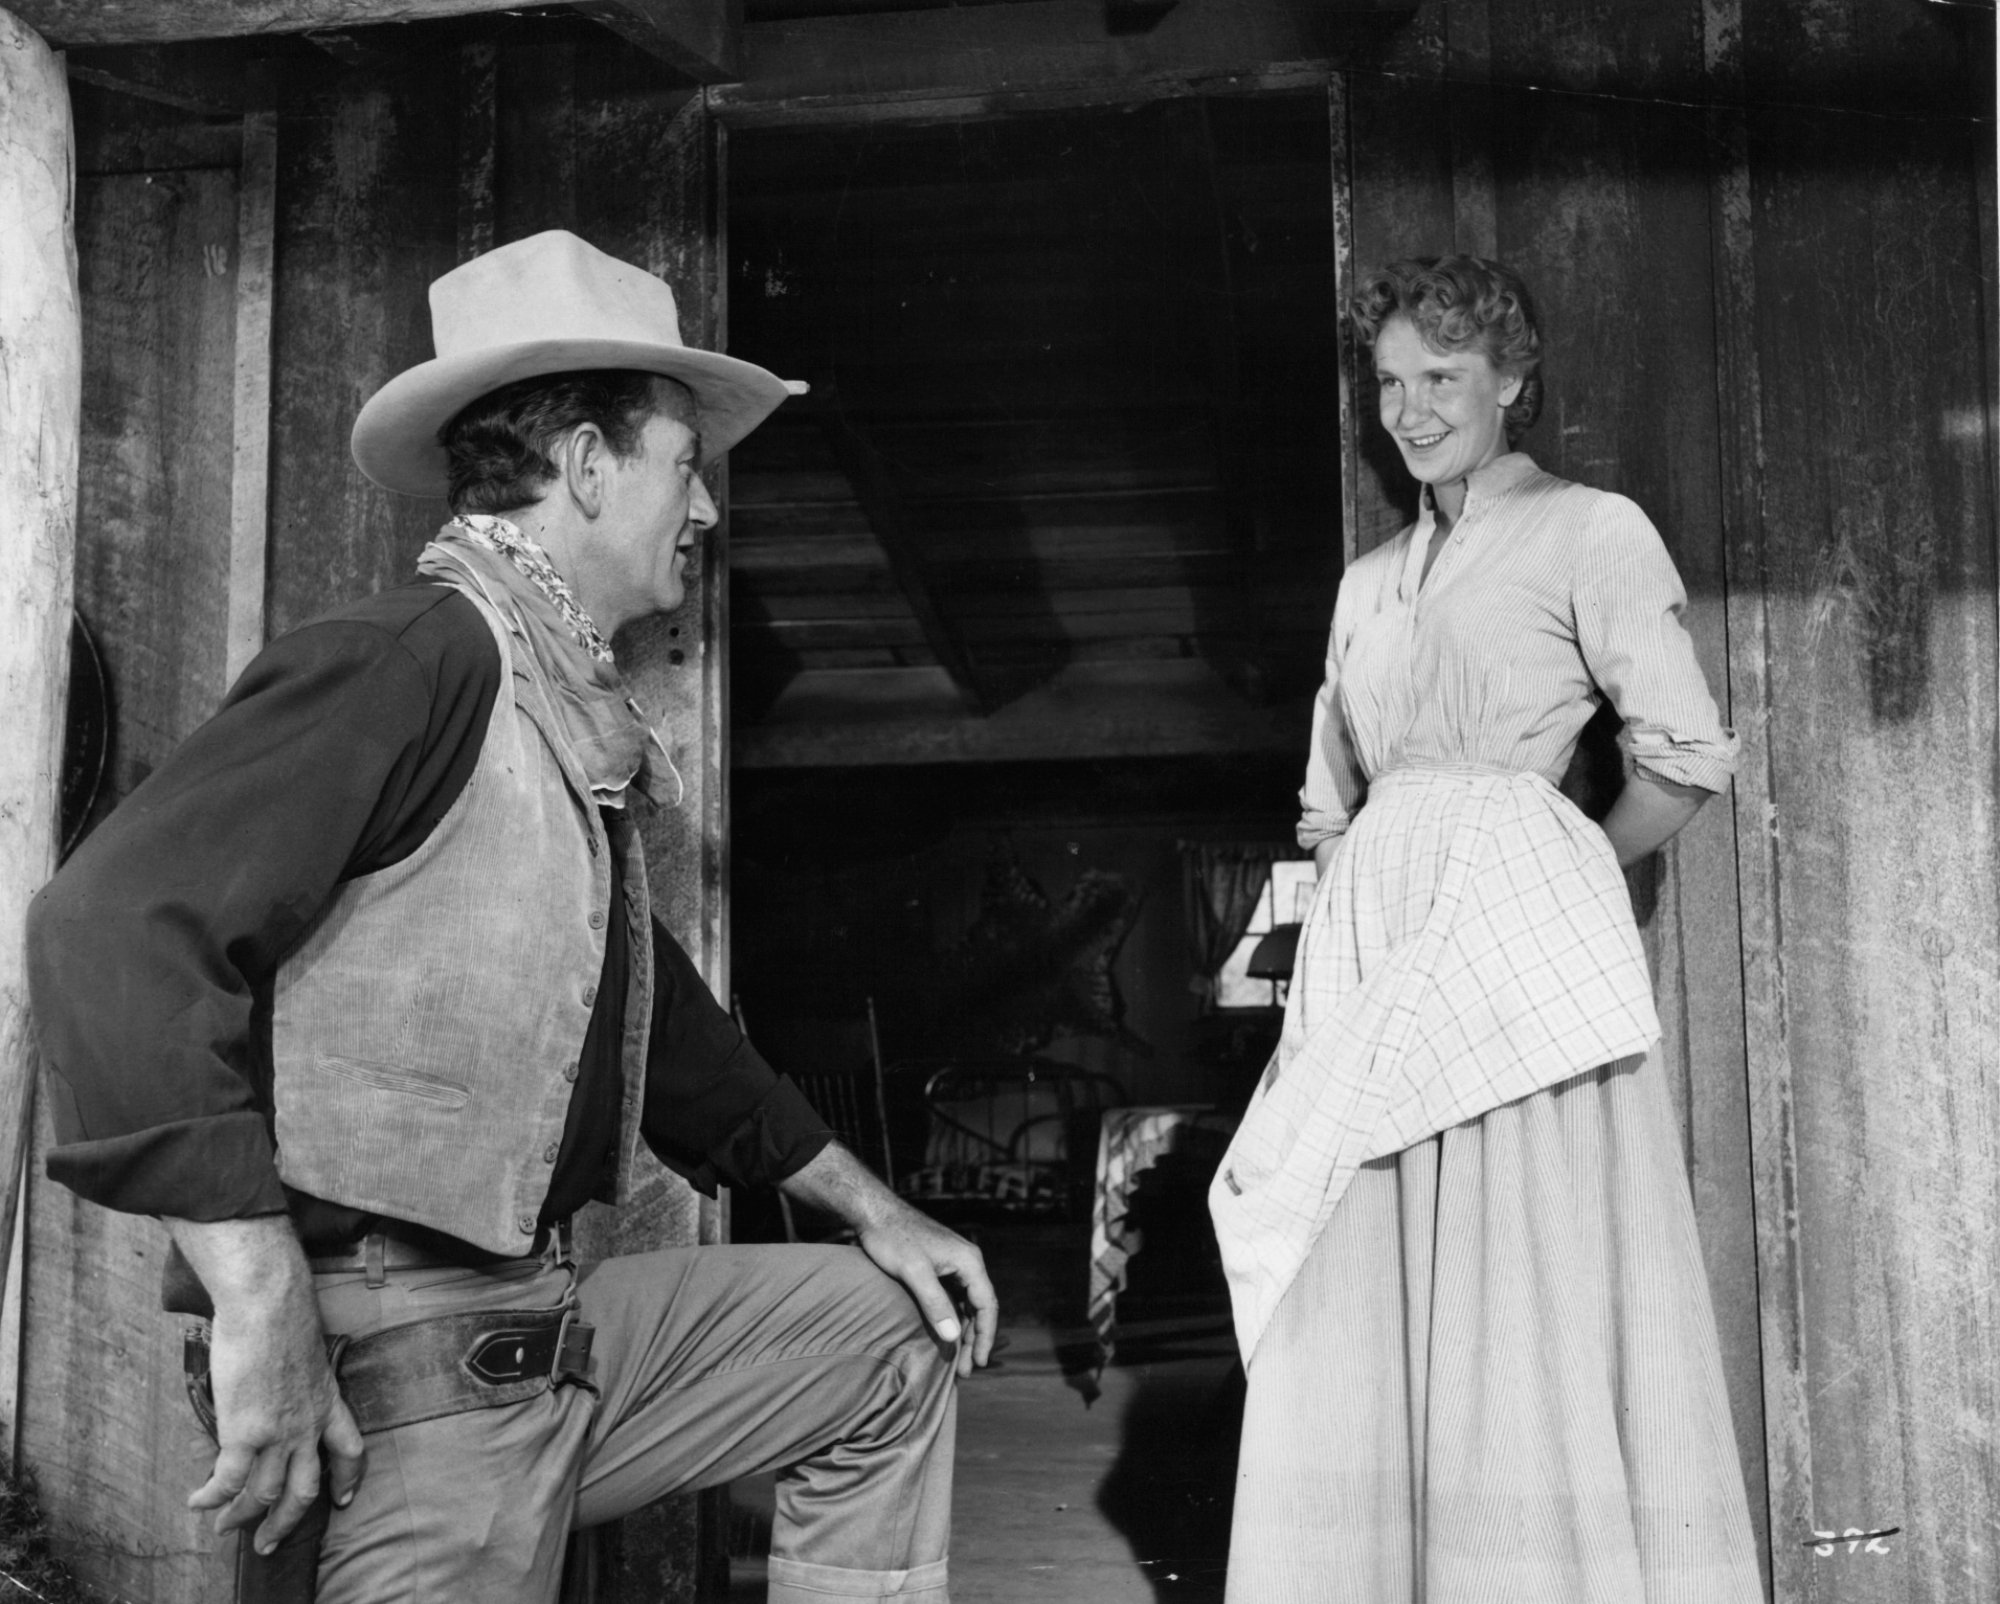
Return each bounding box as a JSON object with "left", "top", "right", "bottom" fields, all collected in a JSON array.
[{"left": 1178, "top": 841, "right": 1288, "bottom": 1002}]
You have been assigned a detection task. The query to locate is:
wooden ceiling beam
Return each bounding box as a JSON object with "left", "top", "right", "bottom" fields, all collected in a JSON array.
[
  {"left": 8, "top": 2, "right": 531, "bottom": 46},
  {"left": 736, "top": 660, "right": 1312, "bottom": 769},
  {"left": 571, "top": 0, "right": 739, "bottom": 82},
  {"left": 814, "top": 406, "right": 996, "bottom": 716},
  {"left": 715, "top": 0, "right": 1417, "bottom": 124},
  {"left": 9, "top": 0, "right": 739, "bottom": 81},
  {"left": 65, "top": 43, "right": 244, "bottom": 114}
]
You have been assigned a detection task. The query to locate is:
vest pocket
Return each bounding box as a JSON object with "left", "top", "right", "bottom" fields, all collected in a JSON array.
[{"left": 312, "top": 1053, "right": 470, "bottom": 1108}]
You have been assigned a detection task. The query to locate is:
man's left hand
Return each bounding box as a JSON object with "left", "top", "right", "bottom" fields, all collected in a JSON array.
[{"left": 779, "top": 1143, "right": 998, "bottom": 1376}]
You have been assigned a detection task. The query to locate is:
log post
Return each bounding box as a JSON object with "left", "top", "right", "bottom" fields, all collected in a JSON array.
[{"left": 0, "top": 9, "right": 80, "bottom": 1323}]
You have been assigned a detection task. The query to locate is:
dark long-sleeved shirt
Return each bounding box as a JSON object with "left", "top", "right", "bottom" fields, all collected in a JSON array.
[{"left": 29, "top": 581, "right": 829, "bottom": 1247}]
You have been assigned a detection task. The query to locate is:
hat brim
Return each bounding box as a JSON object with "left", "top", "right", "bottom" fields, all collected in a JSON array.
[{"left": 350, "top": 339, "right": 799, "bottom": 497}]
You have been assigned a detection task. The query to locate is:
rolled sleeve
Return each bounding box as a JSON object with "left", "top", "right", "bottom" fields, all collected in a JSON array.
[
  {"left": 1573, "top": 495, "right": 1739, "bottom": 794},
  {"left": 40, "top": 1112, "right": 289, "bottom": 1221},
  {"left": 641, "top": 923, "right": 834, "bottom": 1193}
]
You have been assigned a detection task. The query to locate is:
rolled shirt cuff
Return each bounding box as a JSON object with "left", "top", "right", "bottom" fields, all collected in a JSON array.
[
  {"left": 45, "top": 1109, "right": 289, "bottom": 1220},
  {"left": 767, "top": 1556, "right": 949, "bottom": 1602},
  {"left": 661, "top": 1074, "right": 836, "bottom": 1196},
  {"left": 1296, "top": 813, "right": 1349, "bottom": 853},
  {"left": 1623, "top": 723, "right": 1740, "bottom": 794}
]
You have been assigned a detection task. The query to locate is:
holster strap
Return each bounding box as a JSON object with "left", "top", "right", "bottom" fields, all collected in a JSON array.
[
  {"left": 184, "top": 1304, "right": 595, "bottom": 1440},
  {"left": 339, "top": 1304, "right": 595, "bottom": 1433}
]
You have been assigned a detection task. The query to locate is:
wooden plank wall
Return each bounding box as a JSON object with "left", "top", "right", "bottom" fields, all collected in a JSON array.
[
  {"left": 1336, "top": 1, "right": 1997, "bottom": 1597},
  {"left": 20, "top": 105, "right": 246, "bottom": 1602},
  {"left": 1726, "top": 21, "right": 1998, "bottom": 1604},
  {"left": 21, "top": 36, "right": 733, "bottom": 1603},
  {"left": 266, "top": 33, "right": 733, "bottom": 1601}
]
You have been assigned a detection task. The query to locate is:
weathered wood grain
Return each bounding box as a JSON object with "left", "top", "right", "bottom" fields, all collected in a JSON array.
[
  {"left": 227, "top": 99, "right": 278, "bottom": 685},
  {"left": 1444, "top": 0, "right": 1496, "bottom": 258},
  {"left": 1328, "top": 74, "right": 1363, "bottom": 569},
  {"left": 9, "top": 0, "right": 668, "bottom": 47},
  {"left": 20, "top": 155, "right": 240, "bottom": 1603},
  {"left": 1735, "top": 98, "right": 1999, "bottom": 1604},
  {"left": 0, "top": 2, "right": 80, "bottom": 1341},
  {"left": 456, "top": 39, "right": 497, "bottom": 263},
  {"left": 1342, "top": 71, "right": 1455, "bottom": 554},
  {"left": 1701, "top": 13, "right": 1801, "bottom": 1598},
  {"left": 265, "top": 53, "right": 459, "bottom": 634},
  {"left": 1738, "top": 0, "right": 1989, "bottom": 122},
  {"left": 1487, "top": 0, "right": 1708, "bottom": 100}
]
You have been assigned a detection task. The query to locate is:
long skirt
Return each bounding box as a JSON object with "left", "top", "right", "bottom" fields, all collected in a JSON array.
[{"left": 1224, "top": 1052, "right": 1765, "bottom": 1603}]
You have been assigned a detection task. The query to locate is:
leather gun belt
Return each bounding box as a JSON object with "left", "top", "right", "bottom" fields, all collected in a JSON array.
[{"left": 182, "top": 1303, "right": 596, "bottom": 1441}]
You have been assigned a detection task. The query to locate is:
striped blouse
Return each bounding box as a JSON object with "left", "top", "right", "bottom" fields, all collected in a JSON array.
[
  {"left": 1210, "top": 453, "right": 1738, "bottom": 1359},
  {"left": 1297, "top": 452, "right": 1738, "bottom": 852}
]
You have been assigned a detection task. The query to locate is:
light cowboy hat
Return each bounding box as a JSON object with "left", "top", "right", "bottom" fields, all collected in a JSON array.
[{"left": 351, "top": 229, "right": 805, "bottom": 496}]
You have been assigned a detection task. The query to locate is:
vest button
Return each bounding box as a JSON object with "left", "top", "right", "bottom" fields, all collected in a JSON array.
[
  {"left": 518, "top": 1214, "right": 536, "bottom": 1235},
  {"left": 581, "top": 984, "right": 597, "bottom": 1006},
  {"left": 562, "top": 1062, "right": 579, "bottom": 1082},
  {"left": 543, "top": 1143, "right": 559, "bottom": 1164},
  {"left": 588, "top": 911, "right": 605, "bottom": 930}
]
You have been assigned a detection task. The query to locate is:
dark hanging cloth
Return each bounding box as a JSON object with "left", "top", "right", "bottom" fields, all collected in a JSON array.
[{"left": 1179, "top": 842, "right": 1289, "bottom": 1002}]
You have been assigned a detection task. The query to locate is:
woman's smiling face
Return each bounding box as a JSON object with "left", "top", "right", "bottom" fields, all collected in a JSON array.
[{"left": 1373, "top": 315, "right": 1522, "bottom": 495}]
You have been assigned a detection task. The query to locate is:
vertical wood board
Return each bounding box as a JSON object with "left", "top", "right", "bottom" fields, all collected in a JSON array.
[
  {"left": 0, "top": 1, "right": 80, "bottom": 1443},
  {"left": 1342, "top": 72, "right": 1454, "bottom": 554},
  {"left": 1444, "top": 0, "right": 1496, "bottom": 258},
  {"left": 69, "top": 170, "right": 239, "bottom": 811},
  {"left": 266, "top": 56, "right": 458, "bottom": 635},
  {"left": 1739, "top": 102, "right": 1999, "bottom": 1602},
  {"left": 1739, "top": 0, "right": 1989, "bottom": 123},
  {"left": 1329, "top": 73, "right": 1361, "bottom": 572},
  {"left": 20, "top": 159, "right": 240, "bottom": 1604},
  {"left": 1485, "top": 0, "right": 1708, "bottom": 98},
  {"left": 457, "top": 38, "right": 498, "bottom": 263},
  {"left": 227, "top": 104, "right": 277, "bottom": 685}
]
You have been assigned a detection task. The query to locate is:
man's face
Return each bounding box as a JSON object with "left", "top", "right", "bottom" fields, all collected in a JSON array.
[{"left": 598, "top": 408, "right": 718, "bottom": 621}]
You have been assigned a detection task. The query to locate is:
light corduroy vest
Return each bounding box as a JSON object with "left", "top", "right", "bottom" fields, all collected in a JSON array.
[{"left": 270, "top": 585, "right": 653, "bottom": 1253}]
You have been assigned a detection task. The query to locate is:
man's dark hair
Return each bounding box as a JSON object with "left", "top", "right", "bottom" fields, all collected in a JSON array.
[{"left": 439, "top": 369, "right": 692, "bottom": 514}]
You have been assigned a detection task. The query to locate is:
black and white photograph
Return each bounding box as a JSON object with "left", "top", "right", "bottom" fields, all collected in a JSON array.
[{"left": 0, "top": 1, "right": 1994, "bottom": 1601}]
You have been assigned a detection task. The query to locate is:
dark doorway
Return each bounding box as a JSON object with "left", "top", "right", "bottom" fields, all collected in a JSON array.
[{"left": 723, "top": 93, "right": 1340, "bottom": 1603}]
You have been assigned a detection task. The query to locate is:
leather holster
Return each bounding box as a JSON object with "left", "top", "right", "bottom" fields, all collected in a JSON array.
[{"left": 182, "top": 1305, "right": 595, "bottom": 1603}]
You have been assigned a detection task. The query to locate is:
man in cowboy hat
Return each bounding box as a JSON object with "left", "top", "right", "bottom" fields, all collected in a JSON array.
[{"left": 27, "top": 230, "right": 993, "bottom": 1604}]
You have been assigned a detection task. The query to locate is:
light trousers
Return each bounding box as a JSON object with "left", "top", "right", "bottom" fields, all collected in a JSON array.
[{"left": 311, "top": 1242, "right": 958, "bottom": 1603}]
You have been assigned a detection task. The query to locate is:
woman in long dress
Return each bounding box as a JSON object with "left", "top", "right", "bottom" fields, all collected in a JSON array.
[{"left": 1210, "top": 256, "right": 1764, "bottom": 1603}]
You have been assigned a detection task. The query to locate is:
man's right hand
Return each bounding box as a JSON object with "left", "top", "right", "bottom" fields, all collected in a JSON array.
[{"left": 165, "top": 1217, "right": 367, "bottom": 1556}]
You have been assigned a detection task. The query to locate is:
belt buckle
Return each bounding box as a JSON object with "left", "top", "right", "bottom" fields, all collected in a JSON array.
[{"left": 555, "top": 1303, "right": 595, "bottom": 1385}]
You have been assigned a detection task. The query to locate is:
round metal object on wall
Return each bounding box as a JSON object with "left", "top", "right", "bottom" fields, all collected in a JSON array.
[{"left": 61, "top": 610, "right": 110, "bottom": 859}]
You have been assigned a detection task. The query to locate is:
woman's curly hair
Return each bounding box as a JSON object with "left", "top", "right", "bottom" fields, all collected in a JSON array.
[{"left": 1351, "top": 256, "right": 1544, "bottom": 437}]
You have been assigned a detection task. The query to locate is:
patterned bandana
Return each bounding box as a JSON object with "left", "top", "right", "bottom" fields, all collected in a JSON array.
[
  {"left": 449, "top": 512, "right": 615, "bottom": 662},
  {"left": 415, "top": 515, "right": 683, "bottom": 809}
]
